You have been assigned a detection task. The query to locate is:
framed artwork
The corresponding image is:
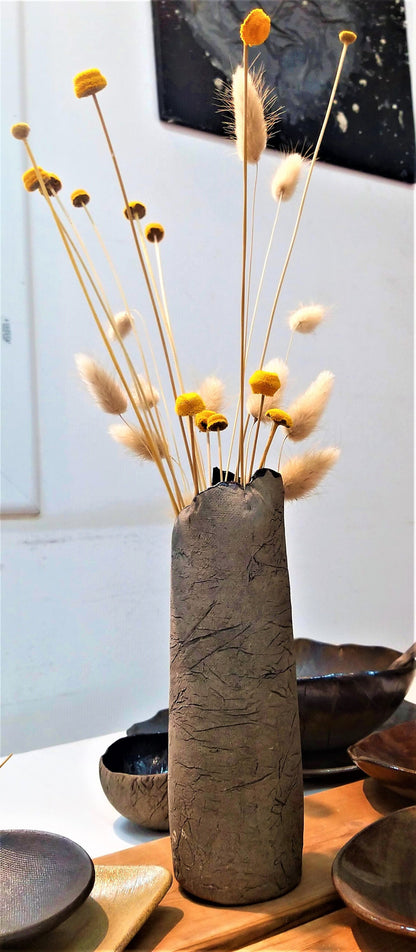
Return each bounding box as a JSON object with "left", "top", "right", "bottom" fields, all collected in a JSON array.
[{"left": 152, "top": 0, "right": 415, "bottom": 183}]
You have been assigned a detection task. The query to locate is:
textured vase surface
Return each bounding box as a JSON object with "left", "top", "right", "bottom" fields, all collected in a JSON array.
[{"left": 169, "top": 468, "right": 303, "bottom": 905}]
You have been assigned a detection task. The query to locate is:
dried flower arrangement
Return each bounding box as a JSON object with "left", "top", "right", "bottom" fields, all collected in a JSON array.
[{"left": 11, "top": 10, "right": 357, "bottom": 517}]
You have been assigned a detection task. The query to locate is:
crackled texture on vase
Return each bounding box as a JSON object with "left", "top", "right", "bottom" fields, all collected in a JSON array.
[{"left": 169, "top": 469, "right": 303, "bottom": 905}]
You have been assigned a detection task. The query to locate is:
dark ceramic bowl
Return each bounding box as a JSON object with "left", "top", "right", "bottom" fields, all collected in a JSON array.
[
  {"left": 295, "top": 639, "right": 415, "bottom": 752},
  {"left": 348, "top": 720, "right": 416, "bottom": 800},
  {"left": 99, "top": 733, "right": 168, "bottom": 831},
  {"left": 332, "top": 806, "right": 416, "bottom": 936}
]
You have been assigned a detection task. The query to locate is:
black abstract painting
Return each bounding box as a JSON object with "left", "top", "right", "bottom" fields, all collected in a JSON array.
[{"left": 152, "top": 0, "right": 415, "bottom": 183}]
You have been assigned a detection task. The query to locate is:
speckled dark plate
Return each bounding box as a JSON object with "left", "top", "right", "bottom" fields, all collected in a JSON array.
[
  {"left": 99, "top": 733, "right": 169, "bottom": 831},
  {"left": 295, "top": 639, "right": 415, "bottom": 752},
  {"left": 348, "top": 720, "right": 416, "bottom": 800},
  {"left": 332, "top": 806, "right": 416, "bottom": 937},
  {"left": 0, "top": 830, "right": 95, "bottom": 947}
]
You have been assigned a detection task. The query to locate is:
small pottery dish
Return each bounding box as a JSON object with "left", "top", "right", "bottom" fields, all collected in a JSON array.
[
  {"left": 0, "top": 829, "right": 95, "bottom": 947},
  {"left": 8, "top": 865, "right": 172, "bottom": 952},
  {"left": 294, "top": 639, "right": 415, "bottom": 752},
  {"left": 99, "top": 733, "right": 168, "bottom": 831},
  {"left": 127, "top": 709, "right": 168, "bottom": 736},
  {"left": 348, "top": 720, "right": 416, "bottom": 800},
  {"left": 332, "top": 805, "right": 416, "bottom": 937}
]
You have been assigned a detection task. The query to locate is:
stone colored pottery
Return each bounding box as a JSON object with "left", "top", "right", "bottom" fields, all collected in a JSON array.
[
  {"left": 169, "top": 469, "right": 303, "bottom": 905},
  {"left": 99, "top": 733, "right": 168, "bottom": 831},
  {"left": 0, "top": 830, "right": 95, "bottom": 946}
]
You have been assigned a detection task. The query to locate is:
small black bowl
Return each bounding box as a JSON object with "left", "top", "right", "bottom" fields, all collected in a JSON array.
[{"left": 99, "top": 733, "right": 168, "bottom": 831}]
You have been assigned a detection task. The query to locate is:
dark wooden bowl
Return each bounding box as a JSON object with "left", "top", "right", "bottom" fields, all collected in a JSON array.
[
  {"left": 295, "top": 639, "right": 415, "bottom": 752},
  {"left": 348, "top": 720, "right": 416, "bottom": 800},
  {"left": 99, "top": 733, "right": 168, "bottom": 831}
]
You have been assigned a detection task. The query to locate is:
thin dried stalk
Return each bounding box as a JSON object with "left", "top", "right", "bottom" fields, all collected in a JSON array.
[
  {"left": 21, "top": 139, "right": 181, "bottom": 514},
  {"left": 259, "top": 40, "right": 353, "bottom": 367}
]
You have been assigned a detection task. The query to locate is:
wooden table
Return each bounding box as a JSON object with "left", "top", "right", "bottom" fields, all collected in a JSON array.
[{"left": 96, "top": 778, "right": 414, "bottom": 951}]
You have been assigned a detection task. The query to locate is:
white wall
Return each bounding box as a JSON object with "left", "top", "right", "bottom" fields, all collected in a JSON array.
[{"left": 1, "top": 0, "right": 414, "bottom": 755}]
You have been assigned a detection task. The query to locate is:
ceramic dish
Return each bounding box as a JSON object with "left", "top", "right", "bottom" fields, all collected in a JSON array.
[
  {"left": 295, "top": 639, "right": 415, "bottom": 751},
  {"left": 0, "top": 829, "right": 95, "bottom": 946},
  {"left": 99, "top": 733, "right": 169, "bottom": 830},
  {"left": 332, "top": 806, "right": 416, "bottom": 937},
  {"left": 348, "top": 720, "right": 416, "bottom": 800},
  {"left": 6, "top": 865, "right": 172, "bottom": 952},
  {"left": 302, "top": 747, "right": 361, "bottom": 780}
]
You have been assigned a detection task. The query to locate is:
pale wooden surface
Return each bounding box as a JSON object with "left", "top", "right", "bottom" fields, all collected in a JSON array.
[
  {"left": 235, "top": 908, "right": 416, "bottom": 951},
  {"left": 95, "top": 779, "right": 407, "bottom": 952}
]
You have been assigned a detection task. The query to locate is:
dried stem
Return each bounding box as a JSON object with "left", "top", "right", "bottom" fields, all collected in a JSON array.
[
  {"left": 239, "top": 43, "right": 249, "bottom": 486},
  {"left": 247, "top": 395, "right": 264, "bottom": 481},
  {"left": 91, "top": 94, "right": 194, "bottom": 479},
  {"left": 259, "top": 41, "right": 351, "bottom": 368},
  {"left": 258, "top": 421, "right": 278, "bottom": 470},
  {"left": 22, "top": 139, "right": 181, "bottom": 514}
]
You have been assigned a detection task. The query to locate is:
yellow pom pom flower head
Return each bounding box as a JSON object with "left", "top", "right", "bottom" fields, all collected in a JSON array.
[
  {"left": 175, "top": 393, "right": 205, "bottom": 417},
  {"left": 207, "top": 413, "right": 228, "bottom": 432},
  {"left": 249, "top": 370, "right": 280, "bottom": 396},
  {"left": 265, "top": 409, "right": 293, "bottom": 428},
  {"left": 45, "top": 173, "right": 62, "bottom": 195},
  {"left": 240, "top": 8, "right": 271, "bottom": 47},
  {"left": 195, "top": 410, "right": 215, "bottom": 432},
  {"left": 145, "top": 223, "right": 165, "bottom": 243},
  {"left": 339, "top": 30, "right": 357, "bottom": 46},
  {"left": 71, "top": 189, "right": 90, "bottom": 207},
  {"left": 73, "top": 68, "right": 107, "bottom": 99},
  {"left": 124, "top": 201, "right": 146, "bottom": 221},
  {"left": 22, "top": 166, "right": 49, "bottom": 192},
  {"left": 11, "top": 122, "right": 30, "bottom": 140}
]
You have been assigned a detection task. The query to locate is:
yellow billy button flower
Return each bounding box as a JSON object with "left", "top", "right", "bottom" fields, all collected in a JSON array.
[
  {"left": 22, "top": 166, "right": 49, "bottom": 192},
  {"left": 73, "top": 68, "right": 107, "bottom": 99},
  {"left": 265, "top": 409, "right": 292, "bottom": 428},
  {"left": 249, "top": 370, "right": 280, "bottom": 397},
  {"left": 175, "top": 393, "right": 205, "bottom": 417},
  {"left": 11, "top": 122, "right": 30, "bottom": 139},
  {"left": 124, "top": 201, "right": 146, "bottom": 221},
  {"left": 45, "top": 173, "right": 62, "bottom": 195},
  {"left": 339, "top": 30, "right": 357, "bottom": 45},
  {"left": 206, "top": 414, "right": 228, "bottom": 432},
  {"left": 240, "top": 8, "right": 271, "bottom": 47},
  {"left": 71, "top": 189, "right": 90, "bottom": 207},
  {"left": 195, "top": 410, "right": 215, "bottom": 432},
  {"left": 145, "top": 223, "right": 165, "bottom": 243}
]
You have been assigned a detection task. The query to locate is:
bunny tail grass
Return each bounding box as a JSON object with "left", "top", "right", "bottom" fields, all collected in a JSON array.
[
  {"left": 75, "top": 354, "right": 128, "bottom": 414},
  {"left": 288, "top": 370, "right": 334, "bottom": 442},
  {"left": 109, "top": 423, "right": 165, "bottom": 461},
  {"left": 281, "top": 447, "right": 340, "bottom": 500},
  {"left": 199, "top": 376, "right": 225, "bottom": 413}
]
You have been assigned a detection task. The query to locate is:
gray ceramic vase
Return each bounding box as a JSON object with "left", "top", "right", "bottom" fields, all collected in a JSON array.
[{"left": 169, "top": 468, "right": 304, "bottom": 905}]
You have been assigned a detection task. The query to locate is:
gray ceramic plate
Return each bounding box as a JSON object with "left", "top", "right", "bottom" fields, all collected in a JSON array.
[
  {"left": 0, "top": 829, "right": 95, "bottom": 946},
  {"left": 332, "top": 806, "right": 416, "bottom": 937}
]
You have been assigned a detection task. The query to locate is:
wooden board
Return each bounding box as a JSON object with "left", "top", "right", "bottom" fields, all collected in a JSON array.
[
  {"left": 235, "top": 908, "right": 416, "bottom": 951},
  {"left": 95, "top": 779, "right": 406, "bottom": 952}
]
